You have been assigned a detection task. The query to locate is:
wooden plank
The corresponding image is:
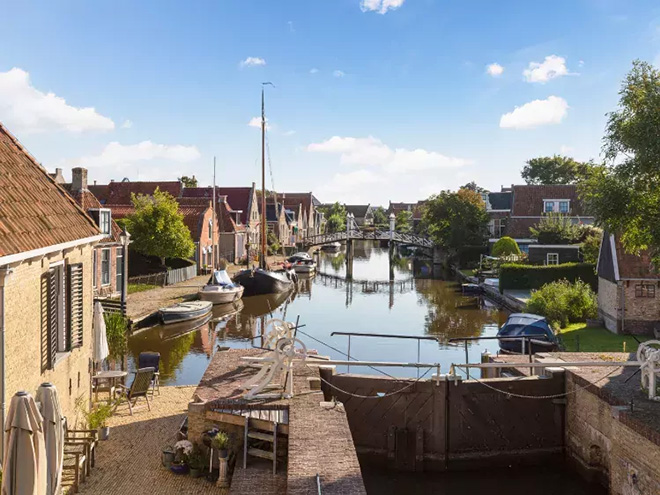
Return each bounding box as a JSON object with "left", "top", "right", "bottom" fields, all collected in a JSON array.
[{"left": 206, "top": 410, "right": 290, "bottom": 435}]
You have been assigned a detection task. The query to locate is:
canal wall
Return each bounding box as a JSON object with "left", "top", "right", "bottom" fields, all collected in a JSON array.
[{"left": 322, "top": 369, "right": 565, "bottom": 471}]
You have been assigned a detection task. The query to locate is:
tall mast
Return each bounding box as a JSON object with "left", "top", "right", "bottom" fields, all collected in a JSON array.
[
  {"left": 212, "top": 157, "right": 216, "bottom": 270},
  {"left": 260, "top": 85, "right": 267, "bottom": 270}
]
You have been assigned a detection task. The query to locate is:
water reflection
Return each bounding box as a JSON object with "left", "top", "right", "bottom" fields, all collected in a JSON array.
[{"left": 128, "top": 241, "right": 510, "bottom": 385}]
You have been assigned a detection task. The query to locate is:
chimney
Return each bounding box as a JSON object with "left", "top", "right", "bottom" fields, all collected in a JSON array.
[
  {"left": 72, "top": 167, "right": 88, "bottom": 192},
  {"left": 51, "top": 168, "right": 65, "bottom": 184}
]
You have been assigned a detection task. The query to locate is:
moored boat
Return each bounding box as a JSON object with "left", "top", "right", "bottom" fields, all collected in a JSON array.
[
  {"left": 287, "top": 252, "right": 317, "bottom": 273},
  {"left": 159, "top": 301, "right": 213, "bottom": 325},
  {"left": 198, "top": 270, "right": 245, "bottom": 304},
  {"left": 496, "top": 313, "right": 558, "bottom": 354},
  {"left": 233, "top": 268, "right": 297, "bottom": 297}
]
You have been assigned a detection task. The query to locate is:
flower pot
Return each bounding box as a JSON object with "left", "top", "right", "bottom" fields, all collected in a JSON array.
[
  {"left": 162, "top": 449, "right": 176, "bottom": 468},
  {"left": 170, "top": 464, "right": 189, "bottom": 475},
  {"left": 218, "top": 449, "right": 228, "bottom": 459},
  {"left": 99, "top": 426, "right": 110, "bottom": 441}
]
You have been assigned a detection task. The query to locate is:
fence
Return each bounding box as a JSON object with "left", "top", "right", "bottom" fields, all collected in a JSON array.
[
  {"left": 166, "top": 263, "right": 198, "bottom": 285},
  {"left": 94, "top": 297, "right": 126, "bottom": 317},
  {"left": 127, "top": 272, "right": 167, "bottom": 287}
]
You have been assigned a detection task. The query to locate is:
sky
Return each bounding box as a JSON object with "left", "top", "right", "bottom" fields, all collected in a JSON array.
[{"left": 1, "top": 0, "right": 660, "bottom": 206}]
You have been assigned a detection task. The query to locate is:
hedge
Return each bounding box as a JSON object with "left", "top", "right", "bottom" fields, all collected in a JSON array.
[
  {"left": 457, "top": 245, "right": 489, "bottom": 269},
  {"left": 499, "top": 262, "right": 597, "bottom": 292}
]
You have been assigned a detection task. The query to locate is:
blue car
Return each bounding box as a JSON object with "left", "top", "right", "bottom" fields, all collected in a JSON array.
[{"left": 496, "top": 313, "right": 558, "bottom": 354}]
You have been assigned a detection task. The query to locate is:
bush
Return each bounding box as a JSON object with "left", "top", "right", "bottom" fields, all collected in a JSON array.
[
  {"left": 104, "top": 312, "right": 128, "bottom": 361},
  {"left": 491, "top": 237, "right": 521, "bottom": 257},
  {"left": 525, "top": 279, "right": 598, "bottom": 329},
  {"left": 499, "top": 262, "right": 597, "bottom": 292},
  {"left": 457, "top": 245, "right": 489, "bottom": 268},
  {"left": 581, "top": 232, "right": 602, "bottom": 264},
  {"left": 530, "top": 213, "right": 580, "bottom": 244}
]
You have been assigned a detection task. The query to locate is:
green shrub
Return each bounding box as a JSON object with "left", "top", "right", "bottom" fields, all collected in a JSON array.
[
  {"left": 104, "top": 312, "right": 128, "bottom": 361},
  {"left": 491, "top": 237, "right": 521, "bottom": 257},
  {"left": 581, "top": 232, "right": 602, "bottom": 265},
  {"left": 530, "top": 213, "right": 580, "bottom": 244},
  {"left": 525, "top": 279, "right": 597, "bottom": 329},
  {"left": 499, "top": 262, "right": 597, "bottom": 292}
]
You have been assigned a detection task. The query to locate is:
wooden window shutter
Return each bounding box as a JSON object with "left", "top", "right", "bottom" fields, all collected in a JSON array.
[
  {"left": 67, "top": 263, "right": 84, "bottom": 349},
  {"left": 40, "top": 270, "right": 58, "bottom": 371}
]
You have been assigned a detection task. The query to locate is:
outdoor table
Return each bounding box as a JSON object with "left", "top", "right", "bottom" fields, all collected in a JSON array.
[{"left": 92, "top": 370, "right": 128, "bottom": 402}]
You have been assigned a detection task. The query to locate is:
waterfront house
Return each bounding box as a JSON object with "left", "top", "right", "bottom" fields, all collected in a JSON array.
[
  {"left": 502, "top": 184, "right": 594, "bottom": 253},
  {"left": 54, "top": 167, "right": 130, "bottom": 301},
  {"left": 483, "top": 188, "right": 513, "bottom": 240},
  {"left": 345, "top": 204, "right": 374, "bottom": 227},
  {"left": 597, "top": 233, "right": 660, "bottom": 335},
  {"left": 88, "top": 179, "right": 184, "bottom": 204},
  {"left": 265, "top": 202, "right": 292, "bottom": 249},
  {"left": 0, "top": 123, "right": 102, "bottom": 426},
  {"left": 388, "top": 201, "right": 427, "bottom": 230},
  {"left": 281, "top": 192, "right": 324, "bottom": 241},
  {"left": 528, "top": 244, "right": 581, "bottom": 265}
]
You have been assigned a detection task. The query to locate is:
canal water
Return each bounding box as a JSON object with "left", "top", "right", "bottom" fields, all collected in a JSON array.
[{"left": 128, "top": 241, "right": 509, "bottom": 385}]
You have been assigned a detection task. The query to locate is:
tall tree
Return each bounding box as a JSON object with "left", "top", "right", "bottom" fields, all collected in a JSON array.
[
  {"left": 321, "top": 202, "right": 347, "bottom": 233},
  {"left": 178, "top": 175, "right": 198, "bottom": 188},
  {"left": 461, "top": 181, "right": 487, "bottom": 193},
  {"left": 422, "top": 189, "right": 489, "bottom": 255},
  {"left": 580, "top": 60, "right": 660, "bottom": 263},
  {"left": 395, "top": 210, "right": 413, "bottom": 233},
  {"left": 372, "top": 206, "right": 388, "bottom": 227},
  {"left": 123, "top": 188, "right": 195, "bottom": 265},
  {"left": 522, "top": 155, "right": 591, "bottom": 185}
]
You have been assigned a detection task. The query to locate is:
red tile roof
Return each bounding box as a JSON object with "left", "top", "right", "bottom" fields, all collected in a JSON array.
[
  {"left": 281, "top": 193, "right": 313, "bottom": 214},
  {"left": 95, "top": 181, "right": 183, "bottom": 204},
  {"left": 182, "top": 187, "right": 253, "bottom": 225},
  {"left": 63, "top": 186, "right": 123, "bottom": 243},
  {"left": 0, "top": 123, "right": 100, "bottom": 257}
]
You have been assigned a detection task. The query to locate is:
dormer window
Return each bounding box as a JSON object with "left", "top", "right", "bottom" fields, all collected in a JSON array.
[
  {"left": 99, "top": 209, "right": 111, "bottom": 235},
  {"left": 543, "top": 199, "right": 570, "bottom": 214}
]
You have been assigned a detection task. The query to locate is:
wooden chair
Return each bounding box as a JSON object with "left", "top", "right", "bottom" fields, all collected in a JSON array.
[
  {"left": 138, "top": 352, "right": 161, "bottom": 396},
  {"left": 116, "top": 367, "right": 155, "bottom": 415},
  {"left": 63, "top": 417, "right": 98, "bottom": 477},
  {"left": 61, "top": 450, "right": 86, "bottom": 494}
]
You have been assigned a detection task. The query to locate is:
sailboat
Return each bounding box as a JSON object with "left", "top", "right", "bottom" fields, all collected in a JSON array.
[{"left": 233, "top": 84, "right": 298, "bottom": 297}]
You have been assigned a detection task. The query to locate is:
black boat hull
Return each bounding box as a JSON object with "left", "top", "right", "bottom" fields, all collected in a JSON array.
[{"left": 233, "top": 269, "right": 297, "bottom": 297}]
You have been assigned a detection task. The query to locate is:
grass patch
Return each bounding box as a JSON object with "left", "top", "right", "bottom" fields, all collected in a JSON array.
[
  {"left": 127, "top": 283, "right": 159, "bottom": 294},
  {"left": 558, "top": 323, "right": 648, "bottom": 353}
]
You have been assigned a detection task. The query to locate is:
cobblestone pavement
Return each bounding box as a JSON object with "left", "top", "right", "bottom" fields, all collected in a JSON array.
[{"left": 77, "top": 386, "right": 227, "bottom": 495}]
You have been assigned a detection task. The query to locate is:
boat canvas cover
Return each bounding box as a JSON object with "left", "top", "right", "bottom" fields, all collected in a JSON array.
[
  {"left": 497, "top": 313, "right": 555, "bottom": 341},
  {"left": 209, "top": 270, "right": 236, "bottom": 287}
]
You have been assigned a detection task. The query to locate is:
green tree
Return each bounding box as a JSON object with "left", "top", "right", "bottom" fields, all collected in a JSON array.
[
  {"left": 372, "top": 206, "right": 388, "bottom": 227},
  {"left": 581, "top": 231, "right": 602, "bottom": 265},
  {"left": 580, "top": 60, "right": 660, "bottom": 264},
  {"left": 123, "top": 188, "right": 195, "bottom": 265},
  {"left": 530, "top": 213, "right": 580, "bottom": 245},
  {"left": 491, "top": 237, "right": 521, "bottom": 257},
  {"left": 321, "top": 202, "right": 347, "bottom": 233},
  {"left": 178, "top": 175, "right": 198, "bottom": 188},
  {"left": 522, "top": 155, "right": 591, "bottom": 185},
  {"left": 395, "top": 210, "right": 413, "bottom": 233},
  {"left": 422, "top": 189, "right": 489, "bottom": 256},
  {"left": 461, "top": 181, "right": 487, "bottom": 193}
]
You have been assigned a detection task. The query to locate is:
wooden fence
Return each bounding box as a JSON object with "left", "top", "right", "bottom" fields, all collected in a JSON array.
[
  {"left": 166, "top": 263, "right": 198, "bottom": 285},
  {"left": 95, "top": 297, "right": 126, "bottom": 317}
]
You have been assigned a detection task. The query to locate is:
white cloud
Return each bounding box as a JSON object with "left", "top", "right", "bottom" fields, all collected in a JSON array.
[
  {"left": 578, "top": 60, "right": 585, "bottom": 67},
  {"left": 486, "top": 63, "right": 504, "bottom": 77},
  {"left": 307, "top": 135, "right": 469, "bottom": 173},
  {"left": 360, "top": 0, "right": 405, "bottom": 14},
  {"left": 121, "top": 119, "right": 133, "bottom": 129},
  {"left": 333, "top": 70, "right": 345, "bottom": 78},
  {"left": 62, "top": 140, "right": 200, "bottom": 177},
  {"left": 248, "top": 116, "right": 271, "bottom": 130},
  {"left": 0, "top": 67, "right": 114, "bottom": 133},
  {"left": 523, "top": 55, "right": 572, "bottom": 83},
  {"left": 240, "top": 57, "right": 266, "bottom": 68},
  {"left": 310, "top": 68, "right": 319, "bottom": 74},
  {"left": 499, "top": 96, "right": 569, "bottom": 129}
]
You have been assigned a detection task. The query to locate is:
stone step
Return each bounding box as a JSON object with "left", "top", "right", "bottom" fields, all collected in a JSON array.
[
  {"left": 248, "top": 431, "right": 275, "bottom": 442},
  {"left": 248, "top": 447, "right": 274, "bottom": 461}
]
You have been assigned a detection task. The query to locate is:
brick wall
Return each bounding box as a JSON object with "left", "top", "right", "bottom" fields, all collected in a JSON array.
[
  {"left": 93, "top": 244, "right": 122, "bottom": 298},
  {"left": 3, "top": 244, "right": 95, "bottom": 425},
  {"left": 598, "top": 277, "right": 620, "bottom": 333},
  {"left": 598, "top": 277, "right": 660, "bottom": 335},
  {"left": 565, "top": 373, "right": 660, "bottom": 495}
]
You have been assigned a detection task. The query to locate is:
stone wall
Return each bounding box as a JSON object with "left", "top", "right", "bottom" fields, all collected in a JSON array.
[
  {"left": 565, "top": 373, "right": 660, "bottom": 495},
  {"left": 598, "top": 277, "right": 660, "bottom": 335},
  {"left": 2, "top": 244, "right": 95, "bottom": 425}
]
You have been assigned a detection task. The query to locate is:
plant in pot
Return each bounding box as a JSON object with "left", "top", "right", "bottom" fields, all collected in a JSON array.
[
  {"left": 86, "top": 401, "right": 114, "bottom": 441},
  {"left": 161, "top": 445, "right": 176, "bottom": 469},
  {"left": 187, "top": 446, "right": 207, "bottom": 478},
  {"left": 211, "top": 431, "right": 229, "bottom": 459},
  {"left": 171, "top": 440, "right": 192, "bottom": 475}
]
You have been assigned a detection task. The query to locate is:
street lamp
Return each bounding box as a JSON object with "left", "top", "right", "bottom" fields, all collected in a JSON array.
[
  {"left": 245, "top": 226, "right": 252, "bottom": 267},
  {"left": 119, "top": 227, "right": 131, "bottom": 306}
]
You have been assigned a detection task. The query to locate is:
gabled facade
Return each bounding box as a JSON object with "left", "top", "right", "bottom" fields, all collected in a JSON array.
[
  {"left": 483, "top": 189, "right": 513, "bottom": 240},
  {"left": 0, "top": 122, "right": 102, "bottom": 429},
  {"left": 57, "top": 167, "right": 130, "bottom": 300},
  {"left": 281, "top": 192, "right": 323, "bottom": 240},
  {"left": 597, "top": 233, "right": 660, "bottom": 336},
  {"left": 345, "top": 204, "right": 374, "bottom": 227}
]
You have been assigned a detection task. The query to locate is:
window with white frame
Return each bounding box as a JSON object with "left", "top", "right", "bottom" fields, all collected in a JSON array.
[
  {"left": 99, "top": 209, "right": 111, "bottom": 235},
  {"left": 547, "top": 253, "right": 559, "bottom": 265},
  {"left": 559, "top": 201, "right": 570, "bottom": 213},
  {"left": 543, "top": 199, "right": 570, "bottom": 214},
  {"left": 208, "top": 219, "right": 213, "bottom": 239},
  {"left": 544, "top": 201, "right": 555, "bottom": 213},
  {"left": 92, "top": 250, "right": 98, "bottom": 288},
  {"left": 101, "top": 248, "right": 111, "bottom": 286}
]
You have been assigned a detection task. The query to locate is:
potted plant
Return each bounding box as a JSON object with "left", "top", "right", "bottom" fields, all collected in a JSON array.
[
  {"left": 171, "top": 440, "right": 192, "bottom": 475},
  {"left": 211, "top": 431, "right": 229, "bottom": 459},
  {"left": 86, "top": 402, "right": 114, "bottom": 440},
  {"left": 187, "top": 446, "right": 207, "bottom": 478},
  {"left": 161, "top": 446, "right": 176, "bottom": 468}
]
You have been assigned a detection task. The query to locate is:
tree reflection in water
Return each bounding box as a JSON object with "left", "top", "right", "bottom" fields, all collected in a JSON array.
[
  {"left": 128, "top": 330, "right": 196, "bottom": 383},
  {"left": 415, "top": 279, "right": 508, "bottom": 341}
]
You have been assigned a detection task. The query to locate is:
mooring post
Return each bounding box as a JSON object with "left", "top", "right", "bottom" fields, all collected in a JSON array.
[
  {"left": 464, "top": 340, "right": 470, "bottom": 379},
  {"left": 389, "top": 212, "right": 395, "bottom": 282}
]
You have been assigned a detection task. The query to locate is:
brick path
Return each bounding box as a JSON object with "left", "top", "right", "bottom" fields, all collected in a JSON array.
[{"left": 78, "top": 386, "right": 227, "bottom": 495}]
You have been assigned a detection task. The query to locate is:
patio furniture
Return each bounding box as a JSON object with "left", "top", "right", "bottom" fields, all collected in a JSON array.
[
  {"left": 116, "top": 367, "right": 155, "bottom": 415},
  {"left": 92, "top": 370, "right": 127, "bottom": 403},
  {"left": 61, "top": 450, "right": 86, "bottom": 494},
  {"left": 63, "top": 417, "right": 98, "bottom": 477},
  {"left": 138, "top": 352, "right": 161, "bottom": 396}
]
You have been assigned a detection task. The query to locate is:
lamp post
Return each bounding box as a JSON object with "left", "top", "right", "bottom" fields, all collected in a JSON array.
[
  {"left": 119, "top": 227, "right": 131, "bottom": 308},
  {"left": 389, "top": 213, "right": 395, "bottom": 241},
  {"left": 245, "top": 226, "right": 252, "bottom": 268}
]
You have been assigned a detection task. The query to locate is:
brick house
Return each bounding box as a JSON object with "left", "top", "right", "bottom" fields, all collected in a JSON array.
[
  {"left": 483, "top": 189, "right": 513, "bottom": 240},
  {"left": 501, "top": 184, "right": 595, "bottom": 253},
  {"left": 388, "top": 201, "right": 427, "bottom": 231},
  {"left": 89, "top": 179, "right": 183, "bottom": 204},
  {"left": 597, "top": 233, "right": 660, "bottom": 335},
  {"left": 345, "top": 204, "right": 374, "bottom": 227},
  {"left": 281, "top": 192, "right": 323, "bottom": 241},
  {"left": 0, "top": 123, "right": 102, "bottom": 430},
  {"left": 54, "top": 168, "right": 130, "bottom": 301}
]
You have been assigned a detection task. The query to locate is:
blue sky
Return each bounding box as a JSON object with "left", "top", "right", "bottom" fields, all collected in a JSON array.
[{"left": 1, "top": 0, "right": 659, "bottom": 205}]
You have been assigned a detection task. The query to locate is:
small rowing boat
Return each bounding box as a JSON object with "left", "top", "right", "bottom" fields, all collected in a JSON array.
[{"left": 159, "top": 301, "right": 213, "bottom": 325}]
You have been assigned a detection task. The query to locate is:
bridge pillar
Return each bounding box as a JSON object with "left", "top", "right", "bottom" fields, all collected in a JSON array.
[
  {"left": 346, "top": 239, "right": 354, "bottom": 280},
  {"left": 388, "top": 241, "right": 395, "bottom": 282}
]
